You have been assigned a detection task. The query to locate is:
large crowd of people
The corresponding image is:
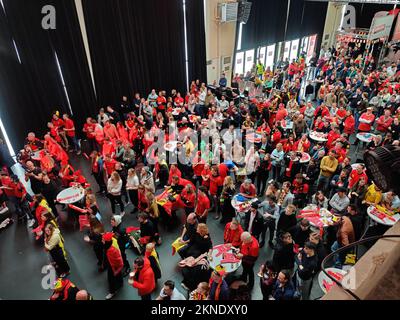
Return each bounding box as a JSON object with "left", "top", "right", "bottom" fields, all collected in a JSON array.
[{"left": 1, "top": 41, "right": 400, "bottom": 301}]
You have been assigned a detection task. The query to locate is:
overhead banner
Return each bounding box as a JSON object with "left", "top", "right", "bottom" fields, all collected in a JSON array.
[
  {"left": 392, "top": 13, "right": 400, "bottom": 41},
  {"left": 368, "top": 14, "right": 395, "bottom": 40}
]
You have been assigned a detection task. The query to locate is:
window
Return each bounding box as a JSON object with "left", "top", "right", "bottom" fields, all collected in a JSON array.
[
  {"left": 265, "top": 44, "right": 275, "bottom": 69},
  {"left": 244, "top": 49, "right": 255, "bottom": 74},
  {"left": 283, "top": 41, "right": 291, "bottom": 61},
  {"left": 234, "top": 51, "right": 244, "bottom": 75},
  {"left": 307, "top": 34, "right": 317, "bottom": 61},
  {"left": 290, "top": 39, "right": 299, "bottom": 61},
  {"left": 258, "top": 46, "right": 266, "bottom": 66}
]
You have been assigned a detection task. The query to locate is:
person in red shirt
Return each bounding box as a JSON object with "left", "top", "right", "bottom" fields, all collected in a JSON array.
[
  {"left": 223, "top": 219, "right": 243, "bottom": 248},
  {"left": 52, "top": 112, "right": 68, "bottom": 149},
  {"left": 236, "top": 232, "right": 259, "bottom": 289},
  {"left": 103, "top": 154, "right": 117, "bottom": 179},
  {"left": 218, "top": 163, "right": 229, "bottom": 180},
  {"left": 358, "top": 107, "right": 375, "bottom": 133},
  {"left": 174, "top": 92, "right": 184, "bottom": 108},
  {"left": 281, "top": 135, "right": 295, "bottom": 153},
  {"left": 239, "top": 179, "right": 256, "bottom": 198},
  {"left": 275, "top": 103, "right": 288, "bottom": 122},
  {"left": 348, "top": 164, "right": 368, "bottom": 189},
  {"left": 201, "top": 164, "right": 211, "bottom": 188},
  {"left": 103, "top": 120, "right": 120, "bottom": 141},
  {"left": 192, "top": 152, "right": 205, "bottom": 186},
  {"left": 178, "top": 184, "right": 196, "bottom": 216},
  {"left": 314, "top": 104, "right": 330, "bottom": 119},
  {"left": 63, "top": 114, "right": 81, "bottom": 154},
  {"left": 293, "top": 134, "right": 310, "bottom": 153},
  {"left": 168, "top": 164, "right": 182, "bottom": 185},
  {"left": 195, "top": 186, "right": 211, "bottom": 223},
  {"left": 343, "top": 110, "right": 355, "bottom": 135},
  {"left": 156, "top": 91, "right": 167, "bottom": 116},
  {"left": 376, "top": 109, "right": 393, "bottom": 134},
  {"left": 102, "top": 138, "right": 116, "bottom": 158},
  {"left": 326, "top": 126, "right": 341, "bottom": 150},
  {"left": 292, "top": 173, "right": 309, "bottom": 208},
  {"left": 47, "top": 122, "right": 62, "bottom": 145},
  {"left": 130, "top": 256, "right": 156, "bottom": 301},
  {"left": 82, "top": 117, "right": 97, "bottom": 151}
]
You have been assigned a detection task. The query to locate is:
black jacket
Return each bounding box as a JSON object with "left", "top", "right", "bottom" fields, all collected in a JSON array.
[
  {"left": 272, "top": 242, "right": 295, "bottom": 271},
  {"left": 296, "top": 250, "right": 318, "bottom": 280},
  {"left": 277, "top": 214, "right": 297, "bottom": 234},
  {"left": 288, "top": 225, "right": 311, "bottom": 248}
]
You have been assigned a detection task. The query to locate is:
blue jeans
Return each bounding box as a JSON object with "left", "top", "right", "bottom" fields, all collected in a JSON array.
[
  {"left": 331, "top": 241, "right": 343, "bottom": 268},
  {"left": 317, "top": 175, "right": 330, "bottom": 193},
  {"left": 354, "top": 111, "right": 361, "bottom": 131}
]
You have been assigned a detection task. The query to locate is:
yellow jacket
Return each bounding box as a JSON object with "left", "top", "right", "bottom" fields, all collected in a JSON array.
[
  {"left": 364, "top": 184, "right": 382, "bottom": 205},
  {"left": 320, "top": 156, "right": 338, "bottom": 177}
]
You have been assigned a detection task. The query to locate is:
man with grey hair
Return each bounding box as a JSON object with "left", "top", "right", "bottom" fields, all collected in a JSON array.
[{"left": 236, "top": 231, "right": 259, "bottom": 289}]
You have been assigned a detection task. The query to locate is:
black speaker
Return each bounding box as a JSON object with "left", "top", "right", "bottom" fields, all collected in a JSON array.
[{"left": 238, "top": 1, "right": 252, "bottom": 24}]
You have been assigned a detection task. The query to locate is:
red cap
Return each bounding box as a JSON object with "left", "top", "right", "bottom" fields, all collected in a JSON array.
[{"left": 102, "top": 232, "right": 114, "bottom": 242}]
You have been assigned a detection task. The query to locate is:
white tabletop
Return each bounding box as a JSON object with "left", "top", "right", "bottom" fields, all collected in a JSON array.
[
  {"left": 318, "top": 268, "right": 348, "bottom": 294},
  {"left": 245, "top": 133, "right": 262, "bottom": 143},
  {"left": 367, "top": 206, "right": 400, "bottom": 226},
  {"left": 163, "top": 141, "right": 180, "bottom": 152},
  {"left": 231, "top": 195, "right": 258, "bottom": 213},
  {"left": 31, "top": 149, "right": 43, "bottom": 161},
  {"left": 309, "top": 131, "right": 328, "bottom": 142},
  {"left": 356, "top": 132, "right": 375, "bottom": 143},
  {"left": 209, "top": 244, "right": 242, "bottom": 274},
  {"left": 293, "top": 152, "right": 311, "bottom": 163},
  {"left": 300, "top": 204, "right": 338, "bottom": 228},
  {"left": 56, "top": 187, "right": 85, "bottom": 204}
]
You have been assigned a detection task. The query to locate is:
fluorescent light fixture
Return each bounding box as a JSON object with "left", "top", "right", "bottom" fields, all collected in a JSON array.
[
  {"left": 0, "top": 117, "right": 16, "bottom": 158},
  {"left": 55, "top": 51, "right": 73, "bottom": 116},
  {"left": 0, "top": 0, "right": 5, "bottom": 14},
  {"left": 183, "top": 0, "right": 189, "bottom": 91},
  {"left": 12, "top": 39, "right": 22, "bottom": 64},
  {"left": 237, "top": 22, "right": 243, "bottom": 51}
]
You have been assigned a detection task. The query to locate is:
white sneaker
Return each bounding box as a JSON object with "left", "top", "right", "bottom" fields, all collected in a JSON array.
[
  {"left": 28, "top": 219, "right": 35, "bottom": 228},
  {"left": 120, "top": 211, "right": 125, "bottom": 218},
  {"left": 105, "top": 293, "right": 115, "bottom": 300}
]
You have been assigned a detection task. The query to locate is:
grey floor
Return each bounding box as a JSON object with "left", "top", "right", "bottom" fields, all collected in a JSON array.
[{"left": 0, "top": 135, "right": 366, "bottom": 300}]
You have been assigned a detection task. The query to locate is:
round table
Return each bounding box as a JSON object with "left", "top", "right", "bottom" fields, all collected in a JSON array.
[
  {"left": 209, "top": 244, "right": 242, "bottom": 274},
  {"left": 292, "top": 152, "right": 311, "bottom": 164},
  {"left": 367, "top": 205, "right": 400, "bottom": 226},
  {"left": 318, "top": 268, "right": 348, "bottom": 294},
  {"left": 245, "top": 132, "right": 262, "bottom": 144},
  {"left": 56, "top": 187, "right": 85, "bottom": 204},
  {"left": 281, "top": 120, "right": 294, "bottom": 131},
  {"left": 188, "top": 115, "right": 200, "bottom": 123},
  {"left": 356, "top": 132, "right": 375, "bottom": 144},
  {"left": 309, "top": 131, "right": 328, "bottom": 142},
  {"left": 231, "top": 194, "right": 258, "bottom": 225},
  {"left": 299, "top": 204, "right": 339, "bottom": 229},
  {"left": 163, "top": 141, "right": 180, "bottom": 152},
  {"left": 31, "top": 149, "right": 43, "bottom": 161}
]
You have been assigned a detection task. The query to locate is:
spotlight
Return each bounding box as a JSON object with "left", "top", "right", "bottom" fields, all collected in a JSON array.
[{"left": 364, "top": 145, "right": 400, "bottom": 194}]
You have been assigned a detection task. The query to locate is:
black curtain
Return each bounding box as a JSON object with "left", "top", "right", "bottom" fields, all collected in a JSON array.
[
  {"left": 240, "top": 0, "right": 289, "bottom": 51},
  {"left": 351, "top": 2, "right": 394, "bottom": 28},
  {"left": 186, "top": 0, "right": 207, "bottom": 84},
  {"left": 0, "top": 0, "right": 96, "bottom": 148},
  {"left": 82, "top": 0, "right": 187, "bottom": 106},
  {"left": 0, "top": 0, "right": 68, "bottom": 149},
  {"left": 240, "top": 0, "right": 327, "bottom": 51},
  {"left": 47, "top": 0, "right": 97, "bottom": 131}
]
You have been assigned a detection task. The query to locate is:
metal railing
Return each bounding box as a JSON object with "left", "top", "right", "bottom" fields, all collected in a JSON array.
[{"left": 320, "top": 234, "right": 400, "bottom": 300}]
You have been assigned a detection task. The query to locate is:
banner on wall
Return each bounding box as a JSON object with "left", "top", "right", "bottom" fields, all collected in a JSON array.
[
  {"left": 368, "top": 14, "right": 395, "bottom": 41},
  {"left": 392, "top": 13, "right": 400, "bottom": 41}
]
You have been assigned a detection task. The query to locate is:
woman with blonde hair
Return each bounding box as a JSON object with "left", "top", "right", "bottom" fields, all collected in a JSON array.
[
  {"left": 189, "top": 282, "right": 210, "bottom": 300},
  {"left": 44, "top": 223, "right": 70, "bottom": 277},
  {"left": 126, "top": 168, "right": 140, "bottom": 213},
  {"left": 220, "top": 176, "right": 236, "bottom": 224},
  {"left": 107, "top": 171, "right": 125, "bottom": 216},
  {"left": 145, "top": 191, "right": 161, "bottom": 245}
]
